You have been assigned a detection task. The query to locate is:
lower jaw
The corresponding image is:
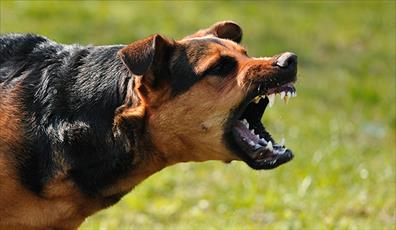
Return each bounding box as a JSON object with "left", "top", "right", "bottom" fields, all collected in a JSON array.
[
  {"left": 224, "top": 82, "right": 297, "bottom": 169},
  {"left": 240, "top": 149, "right": 294, "bottom": 170},
  {"left": 230, "top": 120, "right": 292, "bottom": 169}
]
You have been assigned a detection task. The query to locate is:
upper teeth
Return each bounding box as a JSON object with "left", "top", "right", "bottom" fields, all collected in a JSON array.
[
  {"left": 241, "top": 88, "right": 295, "bottom": 155},
  {"left": 253, "top": 95, "right": 266, "bottom": 104},
  {"left": 261, "top": 89, "right": 297, "bottom": 107},
  {"left": 253, "top": 96, "right": 261, "bottom": 104},
  {"left": 280, "top": 91, "right": 286, "bottom": 100},
  {"left": 267, "top": 94, "right": 275, "bottom": 107}
]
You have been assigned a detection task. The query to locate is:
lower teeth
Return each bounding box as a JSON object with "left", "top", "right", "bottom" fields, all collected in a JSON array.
[{"left": 248, "top": 137, "right": 286, "bottom": 154}]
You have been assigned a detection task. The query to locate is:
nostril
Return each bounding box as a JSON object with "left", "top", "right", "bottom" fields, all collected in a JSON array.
[{"left": 275, "top": 52, "right": 297, "bottom": 68}]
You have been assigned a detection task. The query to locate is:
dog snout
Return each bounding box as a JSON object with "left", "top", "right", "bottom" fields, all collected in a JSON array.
[{"left": 274, "top": 52, "right": 297, "bottom": 68}]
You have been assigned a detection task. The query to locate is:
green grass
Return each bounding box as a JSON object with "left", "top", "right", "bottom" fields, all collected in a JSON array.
[{"left": 1, "top": 1, "right": 395, "bottom": 229}]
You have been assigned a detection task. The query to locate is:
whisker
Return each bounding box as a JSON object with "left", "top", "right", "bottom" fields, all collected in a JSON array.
[{"left": 247, "top": 80, "right": 253, "bottom": 92}]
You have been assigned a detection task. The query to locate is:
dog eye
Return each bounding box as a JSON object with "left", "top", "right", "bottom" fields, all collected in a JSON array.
[{"left": 203, "top": 56, "right": 237, "bottom": 77}]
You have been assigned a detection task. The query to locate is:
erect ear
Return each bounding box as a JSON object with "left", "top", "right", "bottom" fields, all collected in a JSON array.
[
  {"left": 118, "top": 34, "right": 171, "bottom": 76},
  {"left": 183, "top": 21, "right": 243, "bottom": 43}
]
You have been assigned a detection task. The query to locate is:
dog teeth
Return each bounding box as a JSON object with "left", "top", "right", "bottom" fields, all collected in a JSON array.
[
  {"left": 256, "top": 134, "right": 260, "bottom": 139},
  {"left": 280, "top": 91, "right": 286, "bottom": 100},
  {"left": 253, "top": 96, "right": 261, "bottom": 104},
  {"left": 252, "top": 88, "right": 296, "bottom": 107},
  {"left": 266, "top": 141, "right": 273, "bottom": 151},
  {"left": 260, "top": 138, "right": 267, "bottom": 145},
  {"left": 250, "top": 129, "right": 255, "bottom": 134},
  {"left": 283, "top": 94, "right": 289, "bottom": 104},
  {"left": 267, "top": 94, "right": 275, "bottom": 107},
  {"left": 248, "top": 140, "right": 255, "bottom": 146},
  {"left": 243, "top": 120, "right": 249, "bottom": 129},
  {"left": 279, "top": 137, "right": 285, "bottom": 146}
]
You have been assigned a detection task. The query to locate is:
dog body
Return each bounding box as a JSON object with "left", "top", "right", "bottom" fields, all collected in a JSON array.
[
  {"left": 0, "top": 34, "right": 149, "bottom": 228},
  {"left": 0, "top": 22, "right": 297, "bottom": 229}
]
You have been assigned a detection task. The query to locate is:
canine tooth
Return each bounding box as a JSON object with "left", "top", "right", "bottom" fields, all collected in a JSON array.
[
  {"left": 283, "top": 95, "right": 289, "bottom": 104},
  {"left": 242, "top": 119, "right": 248, "bottom": 125},
  {"left": 279, "top": 138, "right": 285, "bottom": 146},
  {"left": 254, "top": 96, "right": 261, "bottom": 104},
  {"left": 266, "top": 141, "right": 273, "bottom": 151},
  {"left": 244, "top": 122, "right": 249, "bottom": 129},
  {"left": 249, "top": 141, "right": 255, "bottom": 146},
  {"left": 280, "top": 91, "right": 286, "bottom": 100},
  {"left": 267, "top": 94, "right": 275, "bottom": 107},
  {"left": 260, "top": 138, "right": 267, "bottom": 144},
  {"left": 250, "top": 129, "right": 255, "bottom": 134}
]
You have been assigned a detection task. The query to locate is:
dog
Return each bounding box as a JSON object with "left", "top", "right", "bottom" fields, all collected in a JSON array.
[{"left": 0, "top": 21, "right": 297, "bottom": 229}]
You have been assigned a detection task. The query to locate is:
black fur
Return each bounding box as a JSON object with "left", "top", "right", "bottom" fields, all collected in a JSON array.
[
  {"left": 169, "top": 46, "right": 200, "bottom": 96},
  {"left": 0, "top": 33, "right": 223, "bottom": 198},
  {"left": 202, "top": 55, "right": 237, "bottom": 77},
  {"left": 168, "top": 39, "right": 218, "bottom": 96},
  {"left": 0, "top": 33, "right": 135, "bottom": 197}
]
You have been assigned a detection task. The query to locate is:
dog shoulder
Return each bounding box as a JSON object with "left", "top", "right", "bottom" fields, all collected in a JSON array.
[{"left": 0, "top": 33, "right": 49, "bottom": 62}]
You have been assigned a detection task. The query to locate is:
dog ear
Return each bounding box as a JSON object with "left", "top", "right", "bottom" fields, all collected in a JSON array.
[
  {"left": 118, "top": 34, "right": 171, "bottom": 76},
  {"left": 184, "top": 21, "right": 243, "bottom": 43}
]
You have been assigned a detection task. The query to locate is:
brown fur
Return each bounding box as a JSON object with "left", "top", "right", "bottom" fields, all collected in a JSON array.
[{"left": 0, "top": 21, "right": 295, "bottom": 229}]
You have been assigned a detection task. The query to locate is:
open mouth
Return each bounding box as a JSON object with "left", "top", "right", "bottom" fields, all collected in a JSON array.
[{"left": 226, "top": 82, "right": 297, "bottom": 170}]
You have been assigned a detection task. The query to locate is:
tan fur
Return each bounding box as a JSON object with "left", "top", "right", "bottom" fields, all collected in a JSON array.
[
  {"left": 0, "top": 88, "right": 91, "bottom": 229},
  {"left": 148, "top": 78, "right": 243, "bottom": 164},
  {"left": 0, "top": 21, "right": 284, "bottom": 229}
]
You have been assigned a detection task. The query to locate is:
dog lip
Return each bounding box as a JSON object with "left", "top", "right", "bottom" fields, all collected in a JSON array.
[
  {"left": 224, "top": 97, "right": 294, "bottom": 170},
  {"left": 246, "top": 68, "right": 297, "bottom": 99},
  {"left": 250, "top": 149, "right": 294, "bottom": 169},
  {"left": 224, "top": 74, "right": 297, "bottom": 170},
  {"left": 230, "top": 117, "right": 294, "bottom": 170},
  {"left": 266, "top": 83, "right": 296, "bottom": 95}
]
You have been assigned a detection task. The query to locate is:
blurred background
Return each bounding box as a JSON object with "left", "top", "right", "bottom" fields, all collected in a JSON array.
[{"left": 1, "top": 1, "right": 395, "bottom": 229}]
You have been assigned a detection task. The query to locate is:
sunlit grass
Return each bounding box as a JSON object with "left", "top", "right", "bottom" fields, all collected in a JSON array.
[{"left": 1, "top": 1, "right": 395, "bottom": 229}]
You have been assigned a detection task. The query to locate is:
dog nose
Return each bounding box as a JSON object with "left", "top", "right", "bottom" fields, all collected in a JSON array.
[{"left": 275, "top": 52, "right": 297, "bottom": 68}]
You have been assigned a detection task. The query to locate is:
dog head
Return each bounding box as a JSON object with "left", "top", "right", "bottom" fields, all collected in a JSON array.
[{"left": 117, "top": 21, "right": 297, "bottom": 170}]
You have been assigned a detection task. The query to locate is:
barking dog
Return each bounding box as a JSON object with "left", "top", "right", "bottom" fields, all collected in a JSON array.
[{"left": 0, "top": 21, "right": 297, "bottom": 229}]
